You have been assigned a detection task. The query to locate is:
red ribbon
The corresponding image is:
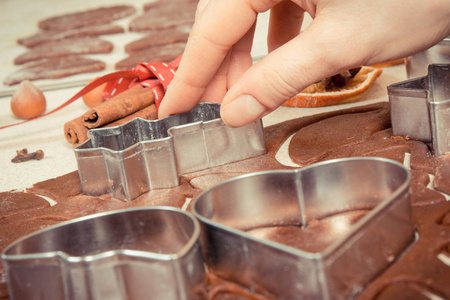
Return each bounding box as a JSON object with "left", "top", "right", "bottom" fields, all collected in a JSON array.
[{"left": 0, "top": 55, "right": 181, "bottom": 130}]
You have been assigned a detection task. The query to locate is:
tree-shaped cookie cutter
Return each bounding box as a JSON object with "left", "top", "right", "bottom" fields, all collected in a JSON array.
[
  {"left": 388, "top": 63, "right": 450, "bottom": 156},
  {"left": 2, "top": 207, "right": 205, "bottom": 300},
  {"left": 74, "top": 103, "right": 266, "bottom": 201},
  {"left": 193, "top": 157, "right": 414, "bottom": 300}
]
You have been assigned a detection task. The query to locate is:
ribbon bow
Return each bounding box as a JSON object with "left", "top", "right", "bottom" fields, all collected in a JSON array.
[
  {"left": 102, "top": 55, "right": 181, "bottom": 108},
  {"left": 0, "top": 55, "right": 182, "bottom": 130}
]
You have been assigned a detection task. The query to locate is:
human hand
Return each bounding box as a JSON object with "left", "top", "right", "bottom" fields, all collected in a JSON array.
[{"left": 158, "top": 0, "right": 450, "bottom": 127}]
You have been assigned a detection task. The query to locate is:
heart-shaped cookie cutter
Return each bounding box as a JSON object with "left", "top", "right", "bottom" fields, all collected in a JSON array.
[
  {"left": 192, "top": 157, "right": 414, "bottom": 300},
  {"left": 2, "top": 207, "right": 205, "bottom": 300},
  {"left": 74, "top": 102, "right": 266, "bottom": 201},
  {"left": 388, "top": 63, "right": 450, "bottom": 156}
]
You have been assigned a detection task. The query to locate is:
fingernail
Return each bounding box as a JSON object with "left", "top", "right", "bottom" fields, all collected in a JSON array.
[{"left": 221, "top": 95, "right": 267, "bottom": 127}]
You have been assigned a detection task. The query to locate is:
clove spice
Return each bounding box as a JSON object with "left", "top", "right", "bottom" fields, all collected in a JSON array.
[
  {"left": 11, "top": 148, "right": 44, "bottom": 163},
  {"left": 321, "top": 67, "right": 362, "bottom": 90}
]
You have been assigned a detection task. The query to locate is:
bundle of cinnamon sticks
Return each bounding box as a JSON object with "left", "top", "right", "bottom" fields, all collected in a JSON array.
[{"left": 64, "top": 84, "right": 157, "bottom": 147}]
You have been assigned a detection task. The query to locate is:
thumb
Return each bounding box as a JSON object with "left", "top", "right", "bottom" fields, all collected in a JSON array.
[{"left": 220, "top": 23, "right": 360, "bottom": 127}]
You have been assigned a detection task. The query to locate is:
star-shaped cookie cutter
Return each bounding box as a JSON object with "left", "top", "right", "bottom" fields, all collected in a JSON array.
[
  {"left": 388, "top": 63, "right": 450, "bottom": 156},
  {"left": 74, "top": 102, "right": 266, "bottom": 201}
]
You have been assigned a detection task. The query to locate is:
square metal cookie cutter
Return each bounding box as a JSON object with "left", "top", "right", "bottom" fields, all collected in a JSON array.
[
  {"left": 74, "top": 102, "right": 266, "bottom": 201},
  {"left": 388, "top": 63, "right": 450, "bottom": 156},
  {"left": 2, "top": 207, "right": 205, "bottom": 300},
  {"left": 193, "top": 157, "right": 414, "bottom": 300}
]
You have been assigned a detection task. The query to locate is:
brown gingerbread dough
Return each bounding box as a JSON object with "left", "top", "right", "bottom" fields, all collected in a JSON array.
[{"left": 1, "top": 102, "right": 449, "bottom": 300}]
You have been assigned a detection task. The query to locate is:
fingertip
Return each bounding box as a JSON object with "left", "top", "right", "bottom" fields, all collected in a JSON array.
[
  {"left": 158, "top": 80, "right": 202, "bottom": 119},
  {"left": 157, "top": 95, "right": 185, "bottom": 119},
  {"left": 220, "top": 94, "right": 268, "bottom": 127},
  {"left": 156, "top": 106, "right": 169, "bottom": 119},
  {"left": 156, "top": 94, "right": 172, "bottom": 119},
  {"left": 157, "top": 100, "right": 193, "bottom": 119}
]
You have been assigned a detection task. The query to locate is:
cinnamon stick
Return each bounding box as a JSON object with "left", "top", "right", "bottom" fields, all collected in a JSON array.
[
  {"left": 64, "top": 104, "right": 158, "bottom": 147},
  {"left": 64, "top": 116, "right": 89, "bottom": 146},
  {"left": 106, "top": 104, "right": 157, "bottom": 127},
  {"left": 81, "top": 84, "right": 155, "bottom": 128}
]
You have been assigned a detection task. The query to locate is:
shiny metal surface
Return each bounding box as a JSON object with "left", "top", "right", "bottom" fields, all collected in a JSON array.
[
  {"left": 388, "top": 76, "right": 431, "bottom": 142},
  {"left": 406, "top": 36, "right": 450, "bottom": 78},
  {"left": 427, "top": 64, "right": 450, "bottom": 156},
  {"left": 2, "top": 207, "right": 205, "bottom": 300},
  {"left": 74, "top": 103, "right": 266, "bottom": 201},
  {"left": 193, "top": 157, "right": 414, "bottom": 300},
  {"left": 388, "top": 64, "right": 450, "bottom": 156}
]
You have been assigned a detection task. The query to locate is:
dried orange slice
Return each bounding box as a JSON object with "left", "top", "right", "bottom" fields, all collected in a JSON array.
[{"left": 283, "top": 66, "right": 382, "bottom": 108}]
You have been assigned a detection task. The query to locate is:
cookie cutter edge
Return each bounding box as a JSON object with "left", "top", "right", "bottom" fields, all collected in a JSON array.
[
  {"left": 74, "top": 102, "right": 267, "bottom": 201},
  {"left": 1, "top": 206, "right": 205, "bottom": 300},
  {"left": 388, "top": 63, "right": 450, "bottom": 156},
  {"left": 192, "top": 157, "right": 414, "bottom": 299}
]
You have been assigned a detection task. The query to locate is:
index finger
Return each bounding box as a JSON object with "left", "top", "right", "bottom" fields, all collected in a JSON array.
[{"left": 158, "top": 0, "right": 280, "bottom": 118}]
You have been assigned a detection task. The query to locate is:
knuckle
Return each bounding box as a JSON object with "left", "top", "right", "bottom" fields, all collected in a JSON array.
[
  {"left": 190, "top": 26, "right": 230, "bottom": 54},
  {"left": 258, "top": 66, "right": 300, "bottom": 107}
]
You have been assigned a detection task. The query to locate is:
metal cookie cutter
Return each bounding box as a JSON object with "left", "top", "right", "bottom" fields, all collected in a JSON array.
[
  {"left": 405, "top": 35, "right": 450, "bottom": 78},
  {"left": 2, "top": 207, "right": 205, "bottom": 300},
  {"left": 388, "top": 64, "right": 450, "bottom": 156},
  {"left": 192, "top": 157, "right": 414, "bottom": 300},
  {"left": 74, "top": 102, "right": 266, "bottom": 201}
]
